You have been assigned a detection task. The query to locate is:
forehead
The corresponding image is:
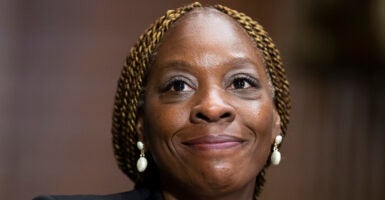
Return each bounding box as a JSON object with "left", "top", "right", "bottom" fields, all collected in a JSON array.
[
  {"left": 144, "top": 8, "right": 270, "bottom": 86},
  {"left": 173, "top": 9, "right": 246, "bottom": 41},
  {"left": 155, "top": 8, "right": 261, "bottom": 61}
]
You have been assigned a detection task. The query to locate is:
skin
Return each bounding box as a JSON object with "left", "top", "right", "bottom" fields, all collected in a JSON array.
[{"left": 137, "top": 8, "right": 281, "bottom": 200}]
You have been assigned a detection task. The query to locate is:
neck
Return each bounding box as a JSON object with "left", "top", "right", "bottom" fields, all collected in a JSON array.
[{"left": 161, "top": 179, "right": 256, "bottom": 200}]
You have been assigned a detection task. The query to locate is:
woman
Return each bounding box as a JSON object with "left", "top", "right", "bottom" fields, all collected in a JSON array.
[{"left": 35, "top": 2, "right": 290, "bottom": 200}]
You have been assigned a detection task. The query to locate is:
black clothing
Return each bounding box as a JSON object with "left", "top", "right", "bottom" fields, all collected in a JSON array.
[{"left": 33, "top": 189, "right": 164, "bottom": 200}]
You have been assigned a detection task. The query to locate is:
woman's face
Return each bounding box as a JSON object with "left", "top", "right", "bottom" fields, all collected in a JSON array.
[{"left": 138, "top": 10, "right": 280, "bottom": 197}]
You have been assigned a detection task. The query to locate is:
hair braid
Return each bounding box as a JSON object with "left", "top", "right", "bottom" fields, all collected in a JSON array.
[{"left": 112, "top": 2, "right": 290, "bottom": 199}]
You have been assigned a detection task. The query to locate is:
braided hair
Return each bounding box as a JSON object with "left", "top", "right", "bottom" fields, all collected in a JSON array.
[{"left": 111, "top": 2, "right": 290, "bottom": 199}]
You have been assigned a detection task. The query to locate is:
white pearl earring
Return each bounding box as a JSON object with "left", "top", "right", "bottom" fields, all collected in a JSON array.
[
  {"left": 136, "top": 141, "right": 148, "bottom": 172},
  {"left": 271, "top": 135, "right": 282, "bottom": 165}
]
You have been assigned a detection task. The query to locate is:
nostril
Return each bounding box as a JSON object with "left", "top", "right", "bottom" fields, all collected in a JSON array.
[
  {"left": 195, "top": 111, "right": 233, "bottom": 122},
  {"left": 220, "top": 112, "right": 231, "bottom": 119},
  {"left": 196, "top": 113, "right": 210, "bottom": 121}
]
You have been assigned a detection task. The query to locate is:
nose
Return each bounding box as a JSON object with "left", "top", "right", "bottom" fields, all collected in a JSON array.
[{"left": 190, "top": 89, "right": 236, "bottom": 124}]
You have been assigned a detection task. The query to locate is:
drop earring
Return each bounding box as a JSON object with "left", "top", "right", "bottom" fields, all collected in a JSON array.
[
  {"left": 271, "top": 135, "right": 282, "bottom": 165},
  {"left": 136, "top": 141, "right": 147, "bottom": 172}
]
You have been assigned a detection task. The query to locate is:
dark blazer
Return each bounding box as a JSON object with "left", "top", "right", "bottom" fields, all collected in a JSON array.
[{"left": 33, "top": 189, "right": 164, "bottom": 200}]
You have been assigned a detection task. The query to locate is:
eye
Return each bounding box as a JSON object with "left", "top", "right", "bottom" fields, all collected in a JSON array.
[
  {"left": 230, "top": 77, "right": 259, "bottom": 90},
  {"left": 164, "top": 79, "right": 193, "bottom": 92}
]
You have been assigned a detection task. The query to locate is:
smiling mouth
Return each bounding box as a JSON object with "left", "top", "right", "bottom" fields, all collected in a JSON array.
[{"left": 182, "top": 135, "right": 245, "bottom": 150}]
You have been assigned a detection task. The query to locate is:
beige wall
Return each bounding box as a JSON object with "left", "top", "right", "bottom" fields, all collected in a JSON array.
[{"left": 1, "top": 0, "right": 384, "bottom": 199}]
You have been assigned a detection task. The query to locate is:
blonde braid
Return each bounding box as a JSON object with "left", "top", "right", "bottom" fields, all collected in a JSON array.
[{"left": 112, "top": 2, "right": 290, "bottom": 198}]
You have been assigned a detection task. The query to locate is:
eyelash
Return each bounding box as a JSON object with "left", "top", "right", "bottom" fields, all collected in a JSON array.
[
  {"left": 230, "top": 75, "right": 260, "bottom": 89},
  {"left": 161, "top": 75, "right": 259, "bottom": 93},
  {"left": 162, "top": 78, "right": 192, "bottom": 92}
]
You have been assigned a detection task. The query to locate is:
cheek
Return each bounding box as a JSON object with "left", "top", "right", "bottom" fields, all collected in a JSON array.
[
  {"left": 244, "top": 103, "right": 275, "bottom": 175},
  {"left": 239, "top": 100, "right": 275, "bottom": 156},
  {"left": 244, "top": 100, "right": 275, "bottom": 136},
  {"left": 142, "top": 99, "right": 189, "bottom": 153}
]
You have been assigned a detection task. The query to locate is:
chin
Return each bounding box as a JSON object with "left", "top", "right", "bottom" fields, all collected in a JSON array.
[{"left": 189, "top": 161, "right": 257, "bottom": 194}]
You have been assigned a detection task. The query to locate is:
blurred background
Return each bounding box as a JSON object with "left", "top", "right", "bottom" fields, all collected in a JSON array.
[{"left": 1, "top": 0, "right": 384, "bottom": 199}]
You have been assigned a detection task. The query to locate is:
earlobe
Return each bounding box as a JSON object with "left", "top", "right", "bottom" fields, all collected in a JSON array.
[
  {"left": 270, "top": 109, "right": 283, "bottom": 166},
  {"left": 271, "top": 109, "right": 281, "bottom": 142},
  {"left": 135, "top": 112, "right": 148, "bottom": 172},
  {"left": 136, "top": 113, "right": 145, "bottom": 142}
]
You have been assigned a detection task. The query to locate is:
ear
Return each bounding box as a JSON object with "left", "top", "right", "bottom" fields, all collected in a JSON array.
[
  {"left": 136, "top": 111, "right": 145, "bottom": 142},
  {"left": 271, "top": 108, "right": 281, "bottom": 143}
]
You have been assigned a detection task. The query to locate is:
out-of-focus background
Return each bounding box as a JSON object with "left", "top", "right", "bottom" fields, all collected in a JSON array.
[{"left": 1, "top": 0, "right": 384, "bottom": 199}]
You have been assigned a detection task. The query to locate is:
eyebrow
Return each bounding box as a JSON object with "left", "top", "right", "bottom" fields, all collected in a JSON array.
[
  {"left": 224, "top": 57, "right": 260, "bottom": 69},
  {"left": 158, "top": 60, "right": 192, "bottom": 70},
  {"left": 158, "top": 57, "right": 260, "bottom": 70}
]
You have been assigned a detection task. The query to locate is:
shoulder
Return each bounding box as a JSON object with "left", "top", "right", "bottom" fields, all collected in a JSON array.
[{"left": 33, "top": 189, "right": 163, "bottom": 200}]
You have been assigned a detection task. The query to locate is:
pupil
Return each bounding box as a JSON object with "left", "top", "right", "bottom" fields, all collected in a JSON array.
[
  {"left": 234, "top": 79, "right": 245, "bottom": 89},
  {"left": 173, "top": 80, "right": 185, "bottom": 91}
]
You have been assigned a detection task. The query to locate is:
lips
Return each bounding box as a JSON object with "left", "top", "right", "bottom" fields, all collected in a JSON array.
[{"left": 182, "top": 135, "right": 245, "bottom": 150}]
